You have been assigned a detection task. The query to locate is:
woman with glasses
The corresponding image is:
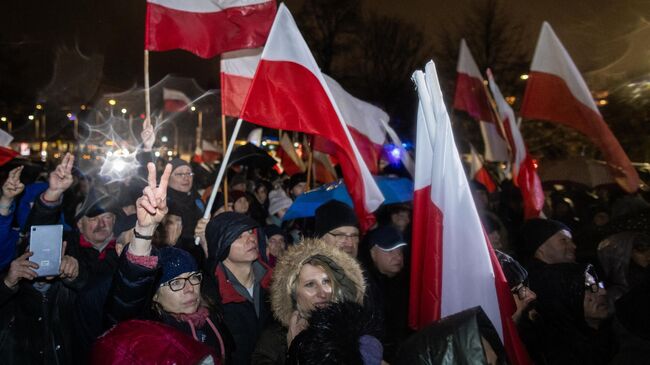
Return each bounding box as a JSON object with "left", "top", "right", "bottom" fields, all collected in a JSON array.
[
  {"left": 103, "top": 163, "right": 232, "bottom": 364},
  {"left": 528, "top": 263, "right": 616, "bottom": 365}
]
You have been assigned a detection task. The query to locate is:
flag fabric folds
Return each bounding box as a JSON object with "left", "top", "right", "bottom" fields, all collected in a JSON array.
[
  {"left": 239, "top": 4, "right": 384, "bottom": 230},
  {"left": 411, "top": 61, "right": 531, "bottom": 365},
  {"left": 453, "top": 39, "right": 509, "bottom": 162},
  {"left": 162, "top": 88, "right": 192, "bottom": 112},
  {"left": 488, "top": 70, "right": 544, "bottom": 219},
  {"left": 521, "top": 22, "right": 639, "bottom": 193},
  {"left": 221, "top": 48, "right": 262, "bottom": 117},
  {"left": 145, "top": 0, "right": 276, "bottom": 58}
]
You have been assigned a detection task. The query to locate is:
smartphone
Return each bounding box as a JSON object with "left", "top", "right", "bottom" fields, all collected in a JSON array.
[{"left": 29, "top": 225, "right": 63, "bottom": 277}]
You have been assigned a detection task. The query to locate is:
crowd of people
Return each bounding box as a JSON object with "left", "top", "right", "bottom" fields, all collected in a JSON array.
[{"left": 0, "top": 122, "right": 648, "bottom": 365}]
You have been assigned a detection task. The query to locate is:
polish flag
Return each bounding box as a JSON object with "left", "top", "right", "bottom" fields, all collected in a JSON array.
[
  {"left": 220, "top": 48, "right": 262, "bottom": 117},
  {"left": 454, "top": 39, "right": 509, "bottom": 162},
  {"left": 469, "top": 146, "right": 497, "bottom": 193},
  {"left": 239, "top": 4, "right": 384, "bottom": 230},
  {"left": 145, "top": 0, "right": 276, "bottom": 58},
  {"left": 411, "top": 61, "right": 531, "bottom": 364},
  {"left": 488, "top": 71, "right": 544, "bottom": 219},
  {"left": 521, "top": 22, "right": 639, "bottom": 193},
  {"left": 278, "top": 132, "right": 306, "bottom": 176},
  {"left": 221, "top": 48, "right": 389, "bottom": 174},
  {"left": 163, "top": 88, "right": 192, "bottom": 112}
]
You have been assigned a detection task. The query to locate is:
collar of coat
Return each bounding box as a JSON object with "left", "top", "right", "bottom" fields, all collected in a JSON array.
[{"left": 215, "top": 259, "right": 273, "bottom": 304}]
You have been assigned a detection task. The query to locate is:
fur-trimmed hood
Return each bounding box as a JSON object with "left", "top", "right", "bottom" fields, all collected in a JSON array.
[{"left": 271, "top": 238, "right": 366, "bottom": 327}]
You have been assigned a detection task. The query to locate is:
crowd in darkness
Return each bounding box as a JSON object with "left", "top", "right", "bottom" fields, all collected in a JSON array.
[{"left": 0, "top": 121, "right": 648, "bottom": 365}]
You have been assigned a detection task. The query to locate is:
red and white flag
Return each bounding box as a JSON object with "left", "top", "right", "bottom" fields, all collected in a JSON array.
[
  {"left": 469, "top": 146, "right": 497, "bottom": 193},
  {"left": 521, "top": 22, "right": 639, "bottom": 193},
  {"left": 239, "top": 4, "right": 384, "bottom": 230},
  {"left": 488, "top": 70, "right": 544, "bottom": 219},
  {"left": 278, "top": 132, "right": 306, "bottom": 175},
  {"left": 221, "top": 48, "right": 389, "bottom": 174},
  {"left": 163, "top": 88, "right": 192, "bottom": 112},
  {"left": 411, "top": 61, "right": 531, "bottom": 364},
  {"left": 221, "top": 47, "right": 262, "bottom": 117},
  {"left": 453, "top": 39, "right": 509, "bottom": 162},
  {"left": 145, "top": 0, "right": 276, "bottom": 58}
]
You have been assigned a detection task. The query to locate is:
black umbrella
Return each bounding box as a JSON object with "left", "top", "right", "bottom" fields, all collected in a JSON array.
[{"left": 228, "top": 143, "right": 277, "bottom": 169}]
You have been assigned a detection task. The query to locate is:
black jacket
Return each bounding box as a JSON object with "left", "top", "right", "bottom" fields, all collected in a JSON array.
[
  {"left": 167, "top": 188, "right": 205, "bottom": 240},
  {"left": 0, "top": 274, "right": 86, "bottom": 364}
]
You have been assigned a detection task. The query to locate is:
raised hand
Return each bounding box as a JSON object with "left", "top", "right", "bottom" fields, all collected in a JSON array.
[
  {"left": 141, "top": 118, "right": 155, "bottom": 152},
  {"left": 2, "top": 166, "right": 25, "bottom": 200},
  {"left": 58, "top": 241, "right": 79, "bottom": 281},
  {"left": 43, "top": 153, "right": 75, "bottom": 202},
  {"left": 195, "top": 217, "right": 209, "bottom": 257},
  {"left": 3, "top": 251, "right": 39, "bottom": 289},
  {"left": 136, "top": 163, "right": 172, "bottom": 230}
]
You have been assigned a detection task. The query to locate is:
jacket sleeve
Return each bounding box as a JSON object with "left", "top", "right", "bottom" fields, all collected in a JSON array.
[
  {"left": 0, "top": 204, "right": 18, "bottom": 271},
  {"left": 103, "top": 247, "right": 160, "bottom": 329},
  {"left": 23, "top": 194, "right": 62, "bottom": 233}
]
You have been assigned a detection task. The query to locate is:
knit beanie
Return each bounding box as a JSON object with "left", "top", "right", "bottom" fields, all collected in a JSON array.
[
  {"left": 268, "top": 188, "right": 293, "bottom": 216},
  {"left": 169, "top": 158, "right": 190, "bottom": 172},
  {"left": 157, "top": 247, "right": 198, "bottom": 286},
  {"left": 314, "top": 200, "right": 358, "bottom": 238},
  {"left": 521, "top": 218, "right": 571, "bottom": 258}
]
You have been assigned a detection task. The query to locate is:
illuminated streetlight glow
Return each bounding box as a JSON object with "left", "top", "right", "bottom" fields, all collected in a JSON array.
[
  {"left": 161, "top": 136, "right": 169, "bottom": 143},
  {"left": 28, "top": 115, "right": 34, "bottom": 120},
  {"left": 190, "top": 106, "right": 196, "bottom": 112},
  {"left": 0, "top": 117, "right": 6, "bottom": 122},
  {"left": 66, "top": 113, "right": 72, "bottom": 118},
  {"left": 293, "top": 142, "right": 299, "bottom": 148},
  {"left": 520, "top": 74, "right": 529, "bottom": 80},
  {"left": 108, "top": 99, "right": 117, "bottom": 106},
  {"left": 36, "top": 104, "right": 43, "bottom": 110},
  {"left": 597, "top": 99, "right": 608, "bottom": 106},
  {"left": 121, "top": 108, "right": 127, "bottom": 114},
  {"left": 80, "top": 105, "right": 87, "bottom": 110},
  {"left": 167, "top": 151, "right": 173, "bottom": 156}
]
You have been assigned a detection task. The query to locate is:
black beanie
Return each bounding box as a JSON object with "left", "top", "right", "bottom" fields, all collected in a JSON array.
[
  {"left": 521, "top": 218, "right": 570, "bottom": 258},
  {"left": 314, "top": 200, "right": 358, "bottom": 238},
  {"left": 169, "top": 158, "right": 190, "bottom": 172},
  {"left": 205, "top": 212, "right": 258, "bottom": 264},
  {"left": 495, "top": 250, "right": 528, "bottom": 289}
]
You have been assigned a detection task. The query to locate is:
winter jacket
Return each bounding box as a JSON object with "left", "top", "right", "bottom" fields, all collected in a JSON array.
[
  {"left": 251, "top": 320, "right": 288, "bottom": 365},
  {"left": 0, "top": 270, "right": 86, "bottom": 364},
  {"left": 167, "top": 187, "right": 205, "bottom": 240},
  {"left": 103, "top": 247, "right": 233, "bottom": 362},
  {"left": 215, "top": 262, "right": 273, "bottom": 365},
  {"left": 0, "top": 202, "right": 18, "bottom": 271}
]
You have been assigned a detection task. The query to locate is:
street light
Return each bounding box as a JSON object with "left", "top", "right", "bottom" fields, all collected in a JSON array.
[
  {"left": 190, "top": 106, "right": 196, "bottom": 112},
  {"left": 121, "top": 108, "right": 127, "bottom": 114},
  {"left": 36, "top": 104, "right": 43, "bottom": 110},
  {"left": 28, "top": 115, "right": 34, "bottom": 120},
  {"left": 108, "top": 99, "right": 117, "bottom": 106},
  {"left": 0, "top": 117, "right": 5, "bottom": 122},
  {"left": 520, "top": 74, "right": 529, "bottom": 80}
]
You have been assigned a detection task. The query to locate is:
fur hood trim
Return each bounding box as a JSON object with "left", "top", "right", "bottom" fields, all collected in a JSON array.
[{"left": 271, "top": 238, "right": 365, "bottom": 327}]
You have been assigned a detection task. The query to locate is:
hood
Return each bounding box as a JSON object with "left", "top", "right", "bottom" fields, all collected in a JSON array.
[
  {"left": 205, "top": 212, "right": 259, "bottom": 273},
  {"left": 271, "top": 238, "right": 365, "bottom": 327}
]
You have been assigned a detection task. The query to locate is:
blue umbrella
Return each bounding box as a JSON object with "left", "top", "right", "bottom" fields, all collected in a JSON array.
[{"left": 283, "top": 177, "right": 413, "bottom": 221}]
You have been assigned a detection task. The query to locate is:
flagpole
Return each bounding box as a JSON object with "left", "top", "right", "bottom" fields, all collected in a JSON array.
[
  {"left": 144, "top": 50, "right": 151, "bottom": 123},
  {"left": 221, "top": 114, "right": 229, "bottom": 210},
  {"left": 305, "top": 135, "right": 313, "bottom": 190},
  {"left": 195, "top": 111, "right": 203, "bottom": 153},
  {"left": 195, "top": 117, "right": 243, "bottom": 245}
]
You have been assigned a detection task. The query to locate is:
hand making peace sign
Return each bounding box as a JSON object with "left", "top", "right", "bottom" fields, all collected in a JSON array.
[{"left": 136, "top": 162, "right": 172, "bottom": 229}]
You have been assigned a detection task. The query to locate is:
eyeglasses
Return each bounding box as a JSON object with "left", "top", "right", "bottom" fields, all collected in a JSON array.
[
  {"left": 511, "top": 284, "right": 529, "bottom": 300},
  {"left": 327, "top": 232, "right": 360, "bottom": 241},
  {"left": 173, "top": 172, "right": 195, "bottom": 178},
  {"left": 585, "top": 281, "right": 605, "bottom": 294},
  {"left": 161, "top": 272, "right": 203, "bottom": 292}
]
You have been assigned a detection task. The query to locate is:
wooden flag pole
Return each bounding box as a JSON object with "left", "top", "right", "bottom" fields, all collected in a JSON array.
[
  {"left": 144, "top": 50, "right": 151, "bottom": 123},
  {"left": 221, "top": 114, "right": 229, "bottom": 210}
]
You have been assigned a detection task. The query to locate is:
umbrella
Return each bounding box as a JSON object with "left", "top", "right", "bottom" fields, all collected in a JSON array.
[
  {"left": 374, "top": 176, "right": 413, "bottom": 205},
  {"left": 283, "top": 177, "right": 414, "bottom": 221},
  {"left": 538, "top": 158, "right": 615, "bottom": 188},
  {"left": 229, "top": 143, "right": 277, "bottom": 169}
]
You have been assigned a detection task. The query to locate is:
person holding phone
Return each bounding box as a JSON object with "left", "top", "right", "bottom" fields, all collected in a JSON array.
[
  {"left": 0, "top": 154, "right": 85, "bottom": 365},
  {"left": 102, "top": 162, "right": 232, "bottom": 364}
]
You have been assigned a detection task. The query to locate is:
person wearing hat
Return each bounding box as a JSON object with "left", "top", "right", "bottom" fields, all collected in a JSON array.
[
  {"left": 267, "top": 188, "right": 292, "bottom": 226},
  {"left": 103, "top": 162, "right": 232, "bottom": 364},
  {"left": 363, "top": 225, "right": 411, "bottom": 362},
  {"left": 495, "top": 251, "right": 538, "bottom": 325},
  {"left": 167, "top": 158, "right": 205, "bottom": 242},
  {"left": 285, "top": 173, "right": 307, "bottom": 200},
  {"left": 205, "top": 211, "right": 273, "bottom": 365},
  {"left": 522, "top": 218, "right": 576, "bottom": 265},
  {"left": 315, "top": 200, "right": 360, "bottom": 258}
]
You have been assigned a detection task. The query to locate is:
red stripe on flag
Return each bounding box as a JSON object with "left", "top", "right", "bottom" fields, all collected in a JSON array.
[
  {"left": 521, "top": 71, "right": 639, "bottom": 192},
  {"left": 145, "top": 2, "right": 276, "bottom": 58},
  {"left": 517, "top": 156, "right": 545, "bottom": 219},
  {"left": 348, "top": 128, "right": 381, "bottom": 175},
  {"left": 475, "top": 167, "right": 497, "bottom": 193},
  {"left": 241, "top": 60, "right": 375, "bottom": 229},
  {"left": 409, "top": 186, "right": 443, "bottom": 329},
  {"left": 221, "top": 73, "right": 253, "bottom": 117},
  {"left": 454, "top": 73, "right": 496, "bottom": 123}
]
